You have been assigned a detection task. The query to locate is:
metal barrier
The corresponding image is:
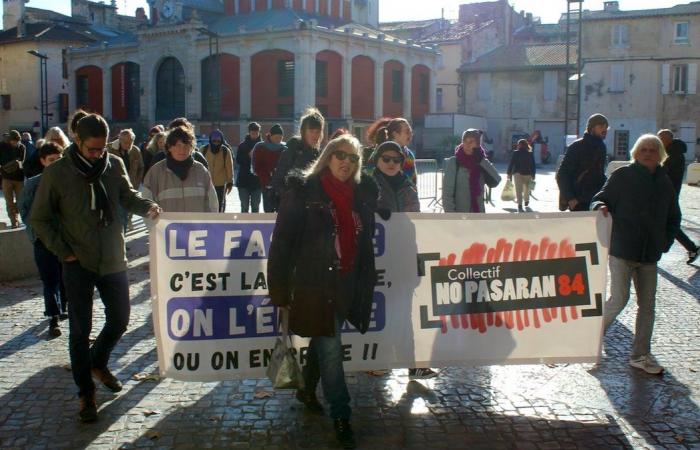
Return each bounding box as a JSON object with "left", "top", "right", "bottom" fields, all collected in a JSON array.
[{"left": 415, "top": 159, "right": 440, "bottom": 209}]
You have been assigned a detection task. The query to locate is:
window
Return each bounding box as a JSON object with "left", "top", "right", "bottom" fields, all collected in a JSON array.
[
  {"left": 391, "top": 69, "right": 403, "bottom": 103},
  {"left": 316, "top": 60, "right": 328, "bottom": 98},
  {"left": 609, "top": 65, "right": 625, "bottom": 92},
  {"left": 419, "top": 73, "right": 429, "bottom": 105},
  {"left": 673, "top": 64, "right": 688, "bottom": 93},
  {"left": 614, "top": 130, "right": 629, "bottom": 161},
  {"left": 436, "top": 87, "right": 443, "bottom": 111},
  {"left": 675, "top": 22, "right": 689, "bottom": 43},
  {"left": 543, "top": 71, "right": 558, "bottom": 101},
  {"left": 477, "top": 73, "right": 491, "bottom": 101},
  {"left": 156, "top": 57, "right": 185, "bottom": 120},
  {"left": 277, "top": 59, "right": 294, "bottom": 97},
  {"left": 277, "top": 103, "right": 294, "bottom": 118},
  {"left": 611, "top": 24, "right": 629, "bottom": 47}
]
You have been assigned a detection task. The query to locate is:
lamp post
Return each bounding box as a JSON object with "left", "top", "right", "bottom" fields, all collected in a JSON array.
[
  {"left": 28, "top": 50, "right": 49, "bottom": 136},
  {"left": 564, "top": 0, "right": 583, "bottom": 145},
  {"left": 198, "top": 28, "right": 221, "bottom": 130}
]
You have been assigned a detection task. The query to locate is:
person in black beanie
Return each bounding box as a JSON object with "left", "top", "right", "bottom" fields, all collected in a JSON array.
[{"left": 236, "top": 122, "right": 263, "bottom": 212}]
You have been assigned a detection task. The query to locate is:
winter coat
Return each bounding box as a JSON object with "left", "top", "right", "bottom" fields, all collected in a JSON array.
[
  {"left": 662, "top": 139, "right": 687, "bottom": 196},
  {"left": 150, "top": 149, "right": 209, "bottom": 171},
  {"left": 236, "top": 135, "right": 263, "bottom": 190},
  {"left": 18, "top": 173, "right": 43, "bottom": 242},
  {"left": 507, "top": 149, "right": 536, "bottom": 177},
  {"left": 267, "top": 172, "right": 379, "bottom": 337},
  {"left": 556, "top": 132, "right": 607, "bottom": 211},
  {"left": 270, "top": 137, "right": 320, "bottom": 196},
  {"left": 29, "top": 146, "right": 155, "bottom": 276},
  {"left": 373, "top": 170, "right": 420, "bottom": 213},
  {"left": 591, "top": 163, "right": 681, "bottom": 264},
  {"left": 442, "top": 156, "right": 501, "bottom": 213},
  {"left": 201, "top": 143, "right": 234, "bottom": 188},
  {"left": 109, "top": 140, "right": 144, "bottom": 188},
  {"left": 252, "top": 141, "right": 285, "bottom": 190},
  {"left": 0, "top": 142, "right": 26, "bottom": 181},
  {"left": 142, "top": 159, "right": 218, "bottom": 214}
]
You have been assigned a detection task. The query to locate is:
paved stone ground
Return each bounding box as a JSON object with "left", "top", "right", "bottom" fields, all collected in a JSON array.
[{"left": 0, "top": 166, "right": 699, "bottom": 449}]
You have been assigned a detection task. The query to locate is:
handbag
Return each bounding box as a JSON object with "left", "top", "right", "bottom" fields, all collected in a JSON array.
[
  {"left": 501, "top": 179, "right": 516, "bottom": 202},
  {"left": 528, "top": 178, "right": 536, "bottom": 192},
  {"left": 0, "top": 159, "right": 22, "bottom": 176},
  {"left": 267, "top": 308, "right": 305, "bottom": 390}
]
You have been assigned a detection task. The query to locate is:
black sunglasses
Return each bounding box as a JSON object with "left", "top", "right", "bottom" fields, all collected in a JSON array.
[
  {"left": 380, "top": 155, "right": 403, "bottom": 164},
  {"left": 332, "top": 151, "right": 359, "bottom": 163}
]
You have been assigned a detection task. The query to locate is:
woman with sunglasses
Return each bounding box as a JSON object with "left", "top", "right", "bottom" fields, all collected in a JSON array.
[{"left": 268, "top": 134, "right": 378, "bottom": 450}]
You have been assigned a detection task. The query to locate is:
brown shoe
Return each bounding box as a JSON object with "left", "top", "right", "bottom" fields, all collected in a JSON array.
[
  {"left": 91, "top": 367, "right": 123, "bottom": 392},
  {"left": 79, "top": 391, "right": 98, "bottom": 423}
]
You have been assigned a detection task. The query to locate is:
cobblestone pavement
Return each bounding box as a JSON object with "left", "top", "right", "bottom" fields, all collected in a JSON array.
[{"left": 0, "top": 166, "right": 699, "bottom": 449}]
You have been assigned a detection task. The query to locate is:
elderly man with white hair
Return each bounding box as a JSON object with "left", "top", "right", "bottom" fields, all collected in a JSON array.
[
  {"left": 591, "top": 134, "right": 681, "bottom": 375},
  {"left": 109, "top": 129, "right": 144, "bottom": 230}
]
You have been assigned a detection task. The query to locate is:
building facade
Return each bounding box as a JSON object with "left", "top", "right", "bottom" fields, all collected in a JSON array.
[
  {"left": 64, "top": 0, "right": 438, "bottom": 144},
  {"left": 580, "top": 1, "right": 700, "bottom": 160}
]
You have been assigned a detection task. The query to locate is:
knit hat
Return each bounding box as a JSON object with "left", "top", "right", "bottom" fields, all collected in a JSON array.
[
  {"left": 372, "top": 141, "right": 404, "bottom": 162},
  {"left": 586, "top": 113, "right": 609, "bottom": 131},
  {"left": 209, "top": 129, "right": 224, "bottom": 143},
  {"left": 270, "top": 124, "right": 284, "bottom": 136}
]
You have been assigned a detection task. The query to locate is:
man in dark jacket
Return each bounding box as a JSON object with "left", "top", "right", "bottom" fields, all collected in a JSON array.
[
  {"left": 557, "top": 114, "right": 609, "bottom": 211},
  {"left": 0, "top": 130, "right": 27, "bottom": 227},
  {"left": 591, "top": 134, "right": 680, "bottom": 375},
  {"left": 30, "top": 114, "right": 161, "bottom": 423},
  {"left": 235, "top": 122, "right": 263, "bottom": 212},
  {"left": 658, "top": 129, "right": 698, "bottom": 264}
]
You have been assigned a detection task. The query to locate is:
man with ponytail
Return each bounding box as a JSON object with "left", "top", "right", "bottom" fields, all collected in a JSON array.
[{"left": 30, "top": 112, "right": 162, "bottom": 423}]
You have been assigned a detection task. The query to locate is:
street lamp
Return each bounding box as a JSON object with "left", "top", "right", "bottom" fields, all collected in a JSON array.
[
  {"left": 564, "top": 0, "right": 583, "bottom": 147},
  {"left": 28, "top": 50, "right": 49, "bottom": 136},
  {"left": 198, "top": 28, "right": 221, "bottom": 129}
]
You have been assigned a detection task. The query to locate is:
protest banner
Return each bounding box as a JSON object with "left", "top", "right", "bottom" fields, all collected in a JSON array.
[{"left": 150, "top": 212, "right": 610, "bottom": 381}]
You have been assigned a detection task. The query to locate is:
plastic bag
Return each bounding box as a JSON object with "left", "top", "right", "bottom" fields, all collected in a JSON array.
[
  {"left": 267, "top": 309, "right": 304, "bottom": 390},
  {"left": 528, "top": 178, "right": 536, "bottom": 192},
  {"left": 501, "top": 179, "right": 515, "bottom": 202}
]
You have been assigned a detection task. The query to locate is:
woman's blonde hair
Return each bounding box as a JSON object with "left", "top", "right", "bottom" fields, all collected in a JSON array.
[
  {"left": 147, "top": 131, "right": 167, "bottom": 153},
  {"left": 44, "top": 127, "right": 70, "bottom": 149},
  {"left": 630, "top": 134, "right": 667, "bottom": 164},
  {"left": 305, "top": 134, "right": 363, "bottom": 184}
]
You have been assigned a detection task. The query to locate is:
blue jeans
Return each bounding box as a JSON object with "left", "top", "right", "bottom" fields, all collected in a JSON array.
[
  {"left": 33, "top": 239, "right": 66, "bottom": 317},
  {"left": 62, "top": 263, "right": 130, "bottom": 396},
  {"left": 303, "top": 314, "right": 351, "bottom": 420},
  {"left": 238, "top": 187, "right": 261, "bottom": 213}
]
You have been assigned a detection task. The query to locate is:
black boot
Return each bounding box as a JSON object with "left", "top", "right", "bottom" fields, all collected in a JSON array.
[
  {"left": 296, "top": 388, "right": 324, "bottom": 414},
  {"left": 78, "top": 391, "right": 98, "bottom": 423},
  {"left": 49, "top": 316, "right": 61, "bottom": 337},
  {"left": 333, "top": 418, "right": 356, "bottom": 449}
]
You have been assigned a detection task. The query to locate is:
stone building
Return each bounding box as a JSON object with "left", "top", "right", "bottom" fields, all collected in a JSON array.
[
  {"left": 580, "top": 1, "right": 700, "bottom": 161},
  {"left": 64, "top": 0, "right": 438, "bottom": 144}
]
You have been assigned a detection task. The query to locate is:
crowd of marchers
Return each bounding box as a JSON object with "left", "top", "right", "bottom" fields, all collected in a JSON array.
[{"left": 0, "top": 106, "right": 697, "bottom": 449}]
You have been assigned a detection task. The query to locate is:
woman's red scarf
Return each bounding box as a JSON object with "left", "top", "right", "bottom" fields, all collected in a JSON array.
[{"left": 321, "top": 169, "right": 357, "bottom": 273}]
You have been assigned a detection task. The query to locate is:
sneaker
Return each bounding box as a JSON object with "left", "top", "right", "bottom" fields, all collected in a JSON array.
[
  {"left": 49, "top": 316, "right": 62, "bottom": 337},
  {"left": 629, "top": 355, "right": 664, "bottom": 375},
  {"left": 517, "top": 205, "right": 524, "bottom": 212},
  {"left": 333, "top": 418, "right": 356, "bottom": 449},
  {"left": 78, "top": 391, "right": 98, "bottom": 423},
  {"left": 91, "top": 367, "right": 123, "bottom": 392},
  {"left": 295, "top": 388, "right": 324, "bottom": 415},
  {"left": 688, "top": 249, "right": 699, "bottom": 265},
  {"left": 408, "top": 368, "right": 439, "bottom": 379}
]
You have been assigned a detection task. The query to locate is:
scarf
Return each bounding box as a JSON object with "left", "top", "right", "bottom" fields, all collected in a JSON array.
[
  {"left": 67, "top": 144, "right": 113, "bottom": 228},
  {"left": 455, "top": 144, "right": 486, "bottom": 213},
  {"left": 320, "top": 169, "right": 357, "bottom": 273},
  {"left": 166, "top": 152, "right": 194, "bottom": 181},
  {"left": 375, "top": 169, "right": 405, "bottom": 192}
]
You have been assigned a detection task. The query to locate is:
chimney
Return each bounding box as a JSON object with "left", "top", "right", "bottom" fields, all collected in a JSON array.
[
  {"left": 3, "top": 0, "right": 27, "bottom": 31},
  {"left": 135, "top": 7, "right": 147, "bottom": 23},
  {"left": 603, "top": 1, "right": 620, "bottom": 12},
  {"left": 71, "top": 0, "right": 89, "bottom": 19}
]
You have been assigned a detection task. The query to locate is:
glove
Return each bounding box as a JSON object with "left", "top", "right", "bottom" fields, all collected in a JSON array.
[
  {"left": 376, "top": 208, "right": 392, "bottom": 221},
  {"left": 473, "top": 149, "right": 484, "bottom": 162}
]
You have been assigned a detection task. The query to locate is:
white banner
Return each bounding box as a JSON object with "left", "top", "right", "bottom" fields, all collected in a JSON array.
[{"left": 150, "top": 212, "right": 610, "bottom": 381}]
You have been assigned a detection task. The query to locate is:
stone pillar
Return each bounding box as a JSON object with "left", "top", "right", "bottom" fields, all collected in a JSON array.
[
  {"left": 429, "top": 68, "right": 438, "bottom": 114},
  {"left": 342, "top": 55, "right": 352, "bottom": 118},
  {"left": 294, "top": 39, "right": 315, "bottom": 119},
  {"left": 102, "top": 60, "right": 112, "bottom": 119},
  {"left": 67, "top": 57, "right": 77, "bottom": 113},
  {"left": 239, "top": 52, "right": 252, "bottom": 120},
  {"left": 374, "top": 59, "right": 383, "bottom": 118},
  {"left": 186, "top": 34, "right": 202, "bottom": 121},
  {"left": 403, "top": 62, "right": 411, "bottom": 121},
  {"left": 139, "top": 57, "right": 152, "bottom": 125}
]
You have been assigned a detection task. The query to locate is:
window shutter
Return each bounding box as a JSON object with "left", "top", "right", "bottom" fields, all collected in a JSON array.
[
  {"left": 661, "top": 63, "right": 670, "bottom": 94},
  {"left": 610, "top": 65, "right": 624, "bottom": 92},
  {"left": 478, "top": 73, "right": 491, "bottom": 101},
  {"left": 688, "top": 63, "right": 697, "bottom": 94},
  {"left": 543, "top": 71, "right": 557, "bottom": 101}
]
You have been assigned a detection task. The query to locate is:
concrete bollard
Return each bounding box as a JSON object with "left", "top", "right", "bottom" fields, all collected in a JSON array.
[
  {"left": 687, "top": 163, "right": 700, "bottom": 185},
  {"left": 0, "top": 228, "right": 38, "bottom": 281}
]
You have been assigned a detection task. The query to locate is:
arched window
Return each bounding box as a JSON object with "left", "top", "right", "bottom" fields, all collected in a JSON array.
[
  {"left": 201, "top": 53, "right": 240, "bottom": 121},
  {"left": 156, "top": 57, "right": 185, "bottom": 121}
]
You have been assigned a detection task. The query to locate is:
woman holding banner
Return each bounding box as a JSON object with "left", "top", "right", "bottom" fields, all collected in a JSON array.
[
  {"left": 442, "top": 128, "right": 501, "bottom": 213},
  {"left": 268, "top": 134, "right": 379, "bottom": 450}
]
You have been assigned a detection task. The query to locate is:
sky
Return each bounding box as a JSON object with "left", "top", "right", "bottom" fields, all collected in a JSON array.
[{"left": 0, "top": 0, "right": 685, "bottom": 25}]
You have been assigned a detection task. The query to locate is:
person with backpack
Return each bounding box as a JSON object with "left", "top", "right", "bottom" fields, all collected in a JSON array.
[
  {"left": 442, "top": 129, "right": 501, "bottom": 213},
  {"left": 201, "top": 129, "right": 234, "bottom": 212},
  {"left": 235, "top": 122, "right": 263, "bottom": 213},
  {"left": 252, "top": 124, "right": 286, "bottom": 212}
]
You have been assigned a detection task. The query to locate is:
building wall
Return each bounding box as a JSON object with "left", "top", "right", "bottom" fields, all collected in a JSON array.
[
  {"left": 315, "top": 50, "right": 342, "bottom": 119},
  {"left": 351, "top": 55, "right": 374, "bottom": 120},
  {"left": 435, "top": 43, "right": 460, "bottom": 114},
  {"left": 251, "top": 49, "right": 295, "bottom": 119},
  {"left": 383, "top": 59, "right": 404, "bottom": 118}
]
